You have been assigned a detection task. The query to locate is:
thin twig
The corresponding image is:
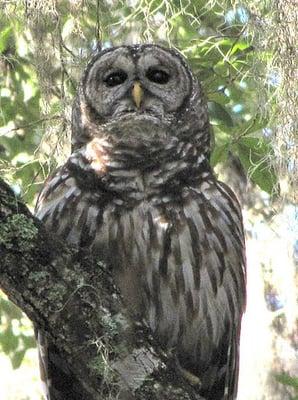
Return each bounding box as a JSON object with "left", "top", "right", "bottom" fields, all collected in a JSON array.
[{"left": 3, "top": 115, "right": 62, "bottom": 134}]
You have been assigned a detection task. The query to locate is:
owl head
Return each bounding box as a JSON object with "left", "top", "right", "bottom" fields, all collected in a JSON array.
[{"left": 71, "top": 44, "right": 210, "bottom": 162}]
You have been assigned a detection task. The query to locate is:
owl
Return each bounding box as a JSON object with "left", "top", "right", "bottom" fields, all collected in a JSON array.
[{"left": 36, "top": 44, "right": 246, "bottom": 400}]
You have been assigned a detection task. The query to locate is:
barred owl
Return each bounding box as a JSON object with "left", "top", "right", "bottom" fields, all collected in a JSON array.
[{"left": 36, "top": 44, "right": 246, "bottom": 400}]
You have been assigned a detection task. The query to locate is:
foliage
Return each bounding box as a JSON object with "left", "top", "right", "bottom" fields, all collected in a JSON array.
[
  {"left": 275, "top": 373, "right": 298, "bottom": 399},
  {"left": 0, "top": 0, "right": 279, "bottom": 209},
  {"left": 0, "top": 293, "right": 36, "bottom": 369}
]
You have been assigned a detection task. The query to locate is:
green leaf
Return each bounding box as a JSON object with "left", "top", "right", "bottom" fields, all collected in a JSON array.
[
  {"left": 0, "top": 97, "right": 17, "bottom": 125},
  {"left": 275, "top": 373, "right": 298, "bottom": 391},
  {"left": 230, "top": 42, "right": 253, "bottom": 56},
  {"left": 208, "top": 92, "right": 230, "bottom": 105},
  {"left": 0, "top": 328, "right": 19, "bottom": 353},
  {"left": 11, "top": 349, "right": 26, "bottom": 369},
  {"left": 21, "top": 334, "right": 36, "bottom": 349},
  {"left": 0, "top": 25, "right": 13, "bottom": 53},
  {"left": 210, "top": 143, "right": 229, "bottom": 167},
  {"left": 233, "top": 137, "right": 278, "bottom": 194},
  {"left": 208, "top": 101, "right": 234, "bottom": 128},
  {"left": 0, "top": 297, "right": 23, "bottom": 320},
  {"left": 227, "top": 85, "right": 244, "bottom": 103},
  {"left": 236, "top": 117, "right": 269, "bottom": 137}
]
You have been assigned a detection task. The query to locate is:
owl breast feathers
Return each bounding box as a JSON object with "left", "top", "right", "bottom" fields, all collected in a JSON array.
[{"left": 36, "top": 44, "right": 246, "bottom": 400}]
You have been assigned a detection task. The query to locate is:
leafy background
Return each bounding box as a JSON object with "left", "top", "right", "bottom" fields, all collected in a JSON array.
[{"left": 0, "top": 1, "right": 297, "bottom": 399}]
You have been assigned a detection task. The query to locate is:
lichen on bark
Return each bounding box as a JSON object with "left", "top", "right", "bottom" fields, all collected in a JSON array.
[{"left": 0, "top": 214, "right": 38, "bottom": 251}]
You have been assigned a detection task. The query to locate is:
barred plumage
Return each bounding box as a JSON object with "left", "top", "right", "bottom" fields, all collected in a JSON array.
[{"left": 36, "top": 44, "right": 246, "bottom": 400}]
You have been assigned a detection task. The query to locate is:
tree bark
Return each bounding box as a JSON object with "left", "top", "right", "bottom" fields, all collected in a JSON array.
[{"left": 0, "top": 177, "right": 204, "bottom": 400}]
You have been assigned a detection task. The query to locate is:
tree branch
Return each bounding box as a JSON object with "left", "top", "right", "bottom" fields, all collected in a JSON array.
[{"left": 0, "top": 178, "right": 204, "bottom": 400}]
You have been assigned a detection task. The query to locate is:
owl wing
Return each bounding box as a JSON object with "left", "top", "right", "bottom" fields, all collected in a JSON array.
[
  {"left": 182, "top": 179, "right": 246, "bottom": 399},
  {"left": 212, "top": 181, "right": 245, "bottom": 400}
]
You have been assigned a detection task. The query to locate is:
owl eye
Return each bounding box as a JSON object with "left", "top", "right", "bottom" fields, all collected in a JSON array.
[
  {"left": 104, "top": 70, "right": 128, "bottom": 87},
  {"left": 146, "top": 68, "right": 170, "bottom": 84}
]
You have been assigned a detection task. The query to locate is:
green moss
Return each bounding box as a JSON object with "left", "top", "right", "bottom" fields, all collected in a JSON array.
[
  {"left": 88, "top": 353, "right": 112, "bottom": 377},
  {"left": 0, "top": 214, "right": 38, "bottom": 252},
  {"left": 88, "top": 353, "right": 120, "bottom": 397},
  {"left": 101, "top": 313, "right": 122, "bottom": 337},
  {"left": 27, "top": 271, "right": 51, "bottom": 293},
  {"left": 87, "top": 313, "right": 127, "bottom": 381},
  {"left": 46, "top": 283, "right": 68, "bottom": 310},
  {"left": 28, "top": 271, "right": 50, "bottom": 283}
]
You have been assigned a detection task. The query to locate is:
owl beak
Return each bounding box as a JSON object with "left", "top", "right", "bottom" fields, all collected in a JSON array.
[{"left": 132, "top": 81, "right": 143, "bottom": 109}]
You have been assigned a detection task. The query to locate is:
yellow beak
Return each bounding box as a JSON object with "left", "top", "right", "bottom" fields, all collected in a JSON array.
[{"left": 132, "top": 81, "right": 143, "bottom": 108}]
